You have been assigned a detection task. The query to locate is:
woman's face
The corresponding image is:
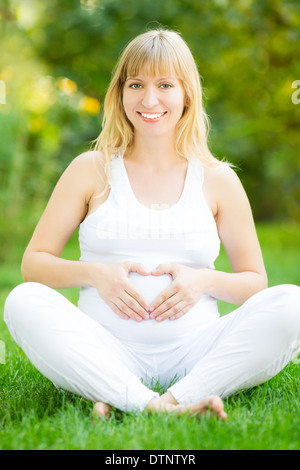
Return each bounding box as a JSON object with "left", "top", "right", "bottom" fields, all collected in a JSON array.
[{"left": 122, "top": 69, "right": 186, "bottom": 139}]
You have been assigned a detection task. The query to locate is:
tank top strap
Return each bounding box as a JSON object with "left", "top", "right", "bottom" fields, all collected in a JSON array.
[
  {"left": 108, "top": 149, "right": 206, "bottom": 209},
  {"left": 189, "top": 156, "right": 204, "bottom": 182},
  {"left": 108, "top": 148, "right": 134, "bottom": 208},
  {"left": 185, "top": 156, "right": 205, "bottom": 202}
]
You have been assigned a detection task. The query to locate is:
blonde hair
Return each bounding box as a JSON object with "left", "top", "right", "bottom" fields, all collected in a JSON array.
[{"left": 92, "top": 28, "right": 223, "bottom": 194}]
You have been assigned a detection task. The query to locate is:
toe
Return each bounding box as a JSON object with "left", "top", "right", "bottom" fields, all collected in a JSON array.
[
  {"left": 92, "top": 402, "right": 111, "bottom": 420},
  {"left": 209, "top": 396, "right": 227, "bottom": 420}
]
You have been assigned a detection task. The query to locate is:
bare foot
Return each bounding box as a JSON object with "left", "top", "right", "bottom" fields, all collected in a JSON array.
[
  {"left": 146, "top": 395, "right": 227, "bottom": 421},
  {"left": 92, "top": 401, "right": 112, "bottom": 422}
]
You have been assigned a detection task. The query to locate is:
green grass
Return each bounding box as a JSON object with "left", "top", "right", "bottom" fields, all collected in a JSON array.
[{"left": 0, "top": 222, "right": 299, "bottom": 450}]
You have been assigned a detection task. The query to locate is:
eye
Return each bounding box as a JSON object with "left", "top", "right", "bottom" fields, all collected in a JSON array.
[
  {"left": 129, "top": 83, "right": 142, "bottom": 89},
  {"left": 160, "top": 83, "right": 173, "bottom": 89}
]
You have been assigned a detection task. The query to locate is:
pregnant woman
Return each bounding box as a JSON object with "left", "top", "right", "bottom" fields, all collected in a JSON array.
[{"left": 4, "top": 29, "right": 300, "bottom": 421}]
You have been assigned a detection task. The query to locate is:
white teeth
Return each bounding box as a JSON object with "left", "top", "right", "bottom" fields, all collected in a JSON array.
[{"left": 140, "top": 112, "right": 165, "bottom": 119}]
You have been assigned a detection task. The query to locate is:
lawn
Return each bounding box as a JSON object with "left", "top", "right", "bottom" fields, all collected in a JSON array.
[{"left": 0, "top": 222, "right": 299, "bottom": 450}]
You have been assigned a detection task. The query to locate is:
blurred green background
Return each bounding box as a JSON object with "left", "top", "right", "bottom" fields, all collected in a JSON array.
[{"left": 0, "top": 0, "right": 299, "bottom": 264}]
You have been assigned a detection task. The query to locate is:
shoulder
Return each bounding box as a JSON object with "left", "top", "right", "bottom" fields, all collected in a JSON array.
[
  {"left": 64, "top": 150, "right": 106, "bottom": 185},
  {"left": 204, "top": 162, "right": 246, "bottom": 200},
  {"left": 203, "top": 162, "right": 250, "bottom": 218},
  {"left": 57, "top": 150, "right": 107, "bottom": 203},
  {"left": 67, "top": 150, "right": 106, "bottom": 175},
  {"left": 204, "top": 162, "right": 241, "bottom": 186}
]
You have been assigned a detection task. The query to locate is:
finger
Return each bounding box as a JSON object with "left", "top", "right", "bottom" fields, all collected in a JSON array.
[
  {"left": 112, "top": 297, "right": 145, "bottom": 322},
  {"left": 154, "top": 300, "right": 186, "bottom": 322},
  {"left": 150, "top": 293, "right": 178, "bottom": 318},
  {"left": 106, "top": 301, "right": 130, "bottom": 320},
  {"left": 125, "top": 285, "right": 150, "bottom": 315},
  {"left": 121, "top": 291, "right": 150, "bottom": 320},
  {"left": 148, "top": 286, "right": 178, "bottom": 315},
  {"left": 169, "top": 305, "right": 191, "bottom": 321},
  {"left": 151, "top": 263, "right": 178, "bottom": 276},
  {"left": 125, "top": 262, "right": 150, "bottom": 276}
]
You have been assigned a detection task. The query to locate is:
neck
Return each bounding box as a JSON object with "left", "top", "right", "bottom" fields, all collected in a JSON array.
[{"left": 124, "top": 134, "right": 184, "bottom": 170}]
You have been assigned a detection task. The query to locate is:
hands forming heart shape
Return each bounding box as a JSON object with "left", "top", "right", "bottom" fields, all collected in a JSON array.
[{"left": 93, "top": 261, "right": 210, "bottom": 322}]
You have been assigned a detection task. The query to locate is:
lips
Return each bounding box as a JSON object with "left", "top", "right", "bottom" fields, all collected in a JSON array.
[{"left": 137, "top": 111, "right": 167, "bottom": 120}]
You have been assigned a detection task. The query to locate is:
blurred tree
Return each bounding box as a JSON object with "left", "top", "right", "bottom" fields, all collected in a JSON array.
[{"left": 0, "top": 0, "right": 299, "bottom": 262}]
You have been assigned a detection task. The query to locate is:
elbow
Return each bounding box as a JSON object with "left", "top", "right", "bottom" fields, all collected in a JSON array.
[
  {"left": 262, "top": 275, "right": 268, "bottom": 290},
  {"left": 260, "top": 271, "right": 268, "bottom": 291},
  {"left": 239, "top": 272, "right": 268, "bottom": 306},
  {"left": 21, "top": 253, "right": 32, "bottom": 282},
  {"left": 21, "top": 259, "right": 28, "bottom": 282},
  {"left": 249, "top": 272, "right": 268, "bottom": 301}
]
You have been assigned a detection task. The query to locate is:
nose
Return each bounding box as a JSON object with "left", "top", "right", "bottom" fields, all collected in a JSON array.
[{"left": 141, "top": 86, "right": 159, "bottom": 108}]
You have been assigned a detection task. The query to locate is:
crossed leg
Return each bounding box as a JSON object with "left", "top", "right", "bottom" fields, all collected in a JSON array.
[
  {"left": 4, "top": 282, "right": 227, "bottom": 421},
  {"left": 6, "top": 283, "right": 299, "bottom": 422}
]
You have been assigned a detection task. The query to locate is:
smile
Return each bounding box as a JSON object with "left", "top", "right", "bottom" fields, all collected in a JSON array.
[{"left": 137, "top": 111, "right": 167, "bottom": 120}]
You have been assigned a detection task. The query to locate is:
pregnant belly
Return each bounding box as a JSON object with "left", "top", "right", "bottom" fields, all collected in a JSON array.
[
  {"left": 127, "top": 271, "right": 173, "bottom": 306},
  {"left": 78, "top": 273, "right": 219, "bottom": 347}
]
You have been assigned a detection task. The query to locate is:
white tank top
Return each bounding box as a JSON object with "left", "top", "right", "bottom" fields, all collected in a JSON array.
[{"left": 78, "top": 149, "right": 220, "bottom": 349}]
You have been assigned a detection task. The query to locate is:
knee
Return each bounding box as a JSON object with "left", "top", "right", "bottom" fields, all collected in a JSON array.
[
  {"left": 270, "top": 284, "right": 300, "bottom": 310},
  {"left": 5, "top": 281, "right": 43, "bottom": 304},
  {"left": 253, "top": 283, "right": 300, "bottom": 308},
  {"left": 267, "top": 284, "right": 300, "bottom": 335},
  {"left": 4, "top": 282, "right": 45, "bottom": 324},
  {"left": 246, "top": 283, "right": 300, "bottom": 310},
  {"left": 245, "top": 284, "right": 300, "bottom": 336}
]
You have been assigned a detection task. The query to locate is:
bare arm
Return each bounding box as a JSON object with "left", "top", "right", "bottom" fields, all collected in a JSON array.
[
  {"left": 21, "top": 151, "right": 102, "bottom": 288},
  {"left": 204, "top": 164, "right": 268, "bottom": 305}
]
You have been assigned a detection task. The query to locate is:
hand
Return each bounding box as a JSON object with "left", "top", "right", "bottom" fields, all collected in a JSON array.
[
  {"left": 92, "top": 261, "right": 151, "bottom": 321},
  {"left": 148, "top": 264, "right": 211, "bottom": 322}
]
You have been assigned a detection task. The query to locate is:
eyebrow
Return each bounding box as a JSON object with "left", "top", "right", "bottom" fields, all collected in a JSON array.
[{"left": 125, "top": 77, "right": 176, "bottom": 82}]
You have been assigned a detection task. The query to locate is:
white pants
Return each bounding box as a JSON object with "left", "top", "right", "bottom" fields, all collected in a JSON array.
[{"left": 4, "top": 282, "right": 300, "bottom": 412}]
